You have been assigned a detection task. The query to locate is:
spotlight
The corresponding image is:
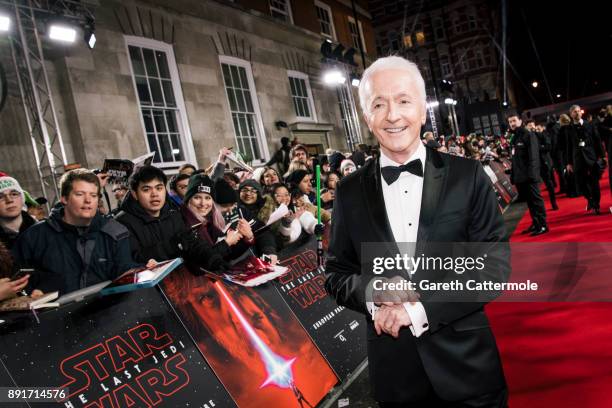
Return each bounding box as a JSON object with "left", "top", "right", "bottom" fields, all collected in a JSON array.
[
  {"left": 531, "top": 81, "right": 538, "bottom": 88},
  {"left": 556, "top": 94, "right": 561, "bottom": 98},
  {"left": 444, "top": 98, "right": 454, "bottom": 104},
  {"left": 426, "top": 101, "right": 439, "bottom": 108},
  {"left": 49, "top": 24, "right": 77, "bottom": 43},
  {"left": 453, "top": 100, "right": 458, "bottom": 105},
  {"left": 323, "top": 69, "right": 346, "bottom": 85},
  {"left": 84, "top": 32, "right": 96, "bottom": 48},
  {"left": 502, "top": 101, "right": 508, "bottom": 107},
  {"left": 350, "top": 73, "right": 360, "bottom": 87},
  {"left": 0, "top": 15, "right": 10, "bottom": 32},
  {"left": 83, "top": 18, "right": 96, "bottom": 49}
]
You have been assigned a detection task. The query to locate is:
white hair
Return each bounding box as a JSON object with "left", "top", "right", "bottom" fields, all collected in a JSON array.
[{"left": 358, "top": 56, "right": 427, "bottom": 119}]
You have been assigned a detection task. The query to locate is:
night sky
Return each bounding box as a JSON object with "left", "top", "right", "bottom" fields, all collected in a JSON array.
[{"left": 506, "top": 0, "right": 612, "bottom": 109}]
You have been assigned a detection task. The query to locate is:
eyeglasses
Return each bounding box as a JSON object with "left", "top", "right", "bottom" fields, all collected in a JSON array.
[
  {"left": 0, "top": 191, "right": 21, "bottom": 201},
  {"left": 274, "top": 193, "right": 290, "bottom": 198},
  {"left": 240, "top": 188, "right": 258, "bottom": 194}
]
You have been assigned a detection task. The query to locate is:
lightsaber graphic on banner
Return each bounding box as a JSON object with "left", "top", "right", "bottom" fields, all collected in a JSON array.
[{"left": 213, "top": 281, "right": 314, "bottom": 407}]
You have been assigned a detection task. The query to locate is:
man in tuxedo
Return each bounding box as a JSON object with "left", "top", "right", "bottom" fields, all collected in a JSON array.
[
  {"left": 564, "top": 105, "right": 605, "bottom": 214},
  {"left": 325, "top": 56, "right": 509, "bottom": 407}
]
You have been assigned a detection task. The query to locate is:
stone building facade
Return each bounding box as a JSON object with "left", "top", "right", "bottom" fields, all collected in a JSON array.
[{"left": 0, "top": 0, "right": 375, "bottom": 198}]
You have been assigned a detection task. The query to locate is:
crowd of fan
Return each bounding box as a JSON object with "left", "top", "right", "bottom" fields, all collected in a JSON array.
[{"left": 2, "top": 103, "right": 611, "bottom": 302}]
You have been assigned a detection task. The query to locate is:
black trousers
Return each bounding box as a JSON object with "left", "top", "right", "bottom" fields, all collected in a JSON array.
[
  {"left": 540, "top": 164, "right": 557, "bottom": 208},
  {"left": 378, "top": 388, "right": 508, "bottom": 408},
  {"left": 517, "top": 182, "right": 547, "bottom": 228},
  {"left": 575, "top": 162, "right": 602, "bottom": 209}
]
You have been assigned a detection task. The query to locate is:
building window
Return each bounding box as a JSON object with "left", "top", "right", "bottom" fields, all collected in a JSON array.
[
  {"left": 415, "top": 31, "right": 426, "bottom": 46},
  {"left": 468, "top": 14, "right": 477, "bottom": 30},
  {"left": 433, "top": 17, "right": 445, "bottom": 39},
  {"left": 315, "top": 1, "right": 336, "bottom": 40},
  {"left": 440, "top": 55, "right": 452, "bottom": 77},
  {"left": 126, "top": 37, "right": 195, "bottom": 167},
  {"left": 403, "top": 34, "right": 413, "bottom": 49},
  {"left": 347, "top": 16, "right": 366, "bottom": 53},
  {"left": 219, "top": 56, "right": 268, "bottom": 163},
  {"left": 287, "top": 71, "right": 316, "bottom": 121},
  {"left": 269, "top": 0, "right": 293, "bottom": 24}
]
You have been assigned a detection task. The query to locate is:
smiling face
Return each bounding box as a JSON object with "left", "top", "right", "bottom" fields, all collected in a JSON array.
[
  {"left": 239, "top": 186, "right": 258, "bottom": 205},
  {"left": 61, "top": 181, "right": 99, "bottom": 226},
  {"left": 188, "top": 192, "right": 213, "bottom": 218},
  {"left": 364, "top": 68, "right": 426, "bottom": 163},
  {"left": 273, "top": 186, "right": 290, "bottom": 206}
]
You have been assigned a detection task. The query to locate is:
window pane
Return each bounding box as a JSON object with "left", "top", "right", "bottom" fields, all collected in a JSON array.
[
  {"left": 149, "top": 79, "right": 164, "bottom": 106},
  {"left": 230, "top": 65, "right": 241, "bottom": 88},
  {"left": 222, "top": 64, "right": 233, "bottom": 88},
  {"left": 142, "top": 109, "right": 154, "bottom": 132},
  {"left": 227, "top": 88, "right": 238, "bottom": 111},
  {"left": 244, "top": 90, "right": 253, "bottom": 112},
  {"left": 289, "top": 77, "right": 297, "bottom": 96},
  {"left": 153, "top": 110, "right": 167, "bottom": 132},
  {"left": 147, "top": 134, "right": 160, "bottom": 162},
  {"left": 142, "top": 48, "right": 159, "bottom": 77},
  {"left": 165, "top": 110, "right": 178, "bottom": 132},
  {"left": 156, "top": 51, "right": 170, "bottom": 79},
  {"left": 162, "top": 80, "right": 176, "bottom": 107},
  {"left": 159, "top": 135, "right": 173, "bottom": 162},
  {"left": 238, "top": 67, "right": 249, "bottom": 90},
  {"left": 135, "top": 76, "right": 151, "bottom": 105},
  {"left": 236, "top": 89, "right": 246, "bottom": 112},
  {"left": 129, "top": 46, "right": 145, "bottom": 76},
  {"left": 170, "top": 134, "right": 184, "bottom": 161}
]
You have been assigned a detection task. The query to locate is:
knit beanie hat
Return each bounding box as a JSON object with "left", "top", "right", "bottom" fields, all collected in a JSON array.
[
  {"left": 340, "top": 159, "right": 356, "bottom": 174},
  {"left": 214, "top": 178, "right": 238, "bottom": 205},
  {"left": 238, "top": 179, "right": 263, "bottom": 196},
  {"left": 184, "top": 174, "right": 215, "bottom": 204},
  {"left": 0, "top": 176, "right": 26, "bottom": 209}
]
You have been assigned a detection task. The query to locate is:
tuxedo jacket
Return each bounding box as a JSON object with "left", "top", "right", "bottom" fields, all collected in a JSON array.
[
  {"left": 325, "top": 147, "right": 508, "bottom": 402},
  {"left": 564, "top": 121, "right": 604, "bottom": 170}
]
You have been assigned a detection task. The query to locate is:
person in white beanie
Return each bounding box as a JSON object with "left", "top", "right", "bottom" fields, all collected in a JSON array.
[
  {"left": 339, "top": 159, "right": 357, "bottom": 177},
  {"left": 0, "top": 176, "right": 37, "bottom": 250}
]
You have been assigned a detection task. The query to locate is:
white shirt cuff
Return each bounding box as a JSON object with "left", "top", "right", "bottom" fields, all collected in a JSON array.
[{"left": 403, "top": 302, "right": 429, "bottom": 337}]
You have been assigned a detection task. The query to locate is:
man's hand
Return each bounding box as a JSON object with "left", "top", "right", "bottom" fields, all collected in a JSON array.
[
  {"left": 374, "top": 304, "right": 412, "bottom": 338},
  {"left": 321, "top": 190, "right": 334, "bottom": 203},
  {"left": 372, "top": 276, "right": 420, "bottom": 307},
  {"left": 0, "top": 276, "right": 29, "bottom": 301},
  {"left": 146, "top": 259, "right": 158, "bottom": 268},
  {"left": 218, "top": 147, "right": 232, "bottom": 164},
  {"left": 237, "top": 219, "right": 254, "bottom": 241},
  {"left": 96, "top": 172, "right": 110, "bottom": 188}
]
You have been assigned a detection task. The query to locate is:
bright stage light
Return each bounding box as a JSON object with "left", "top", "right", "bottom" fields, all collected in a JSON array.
[
  {"left": 0, "top": 15, "right": 10, "bottom": 32},
  {"left": 49, "top": 25, "right": 77, "bottom": 43}
]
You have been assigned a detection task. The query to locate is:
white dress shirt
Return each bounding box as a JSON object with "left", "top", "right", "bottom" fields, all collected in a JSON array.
[{"left": 368, "top": 142, "right": 430, "bottom": 337}]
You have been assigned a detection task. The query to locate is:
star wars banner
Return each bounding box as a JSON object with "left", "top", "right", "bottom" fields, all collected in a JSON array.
[
  {"left": 276, "top": 236, "right": 367, "bottom": 379},
  {"left": 0, "top": 287, "right": 235, "bottom": 408},
  {"left": 161, "top": 267, "right": 339, "bottom": 408}
]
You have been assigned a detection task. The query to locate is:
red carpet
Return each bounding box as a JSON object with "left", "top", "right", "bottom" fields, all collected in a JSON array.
[{"left": 487, "top": 172, "right": 612, "bottom": 407}]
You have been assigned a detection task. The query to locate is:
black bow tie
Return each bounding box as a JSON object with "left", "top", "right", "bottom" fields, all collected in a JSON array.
[{"left": 381, "top": 159, "right": 424, "bottom": 185}]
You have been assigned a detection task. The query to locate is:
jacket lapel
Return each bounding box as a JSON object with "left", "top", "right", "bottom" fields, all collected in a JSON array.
[
  {"left": 361, "top": 158, "right": 395, "bottom": 243},
  {"left": 417, "top": 148, "right": 448, "bottom": 243}
]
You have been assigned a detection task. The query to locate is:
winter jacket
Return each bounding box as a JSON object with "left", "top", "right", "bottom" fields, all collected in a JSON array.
[
  {"left": 0, "top": 211, "right": 37, "bottom": 250},
  {"left": 115, "top": 194, "right": 225, "bottom": 271},
  {"left": 12, "top": 207, "right": 138, "bottom": 294}
]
